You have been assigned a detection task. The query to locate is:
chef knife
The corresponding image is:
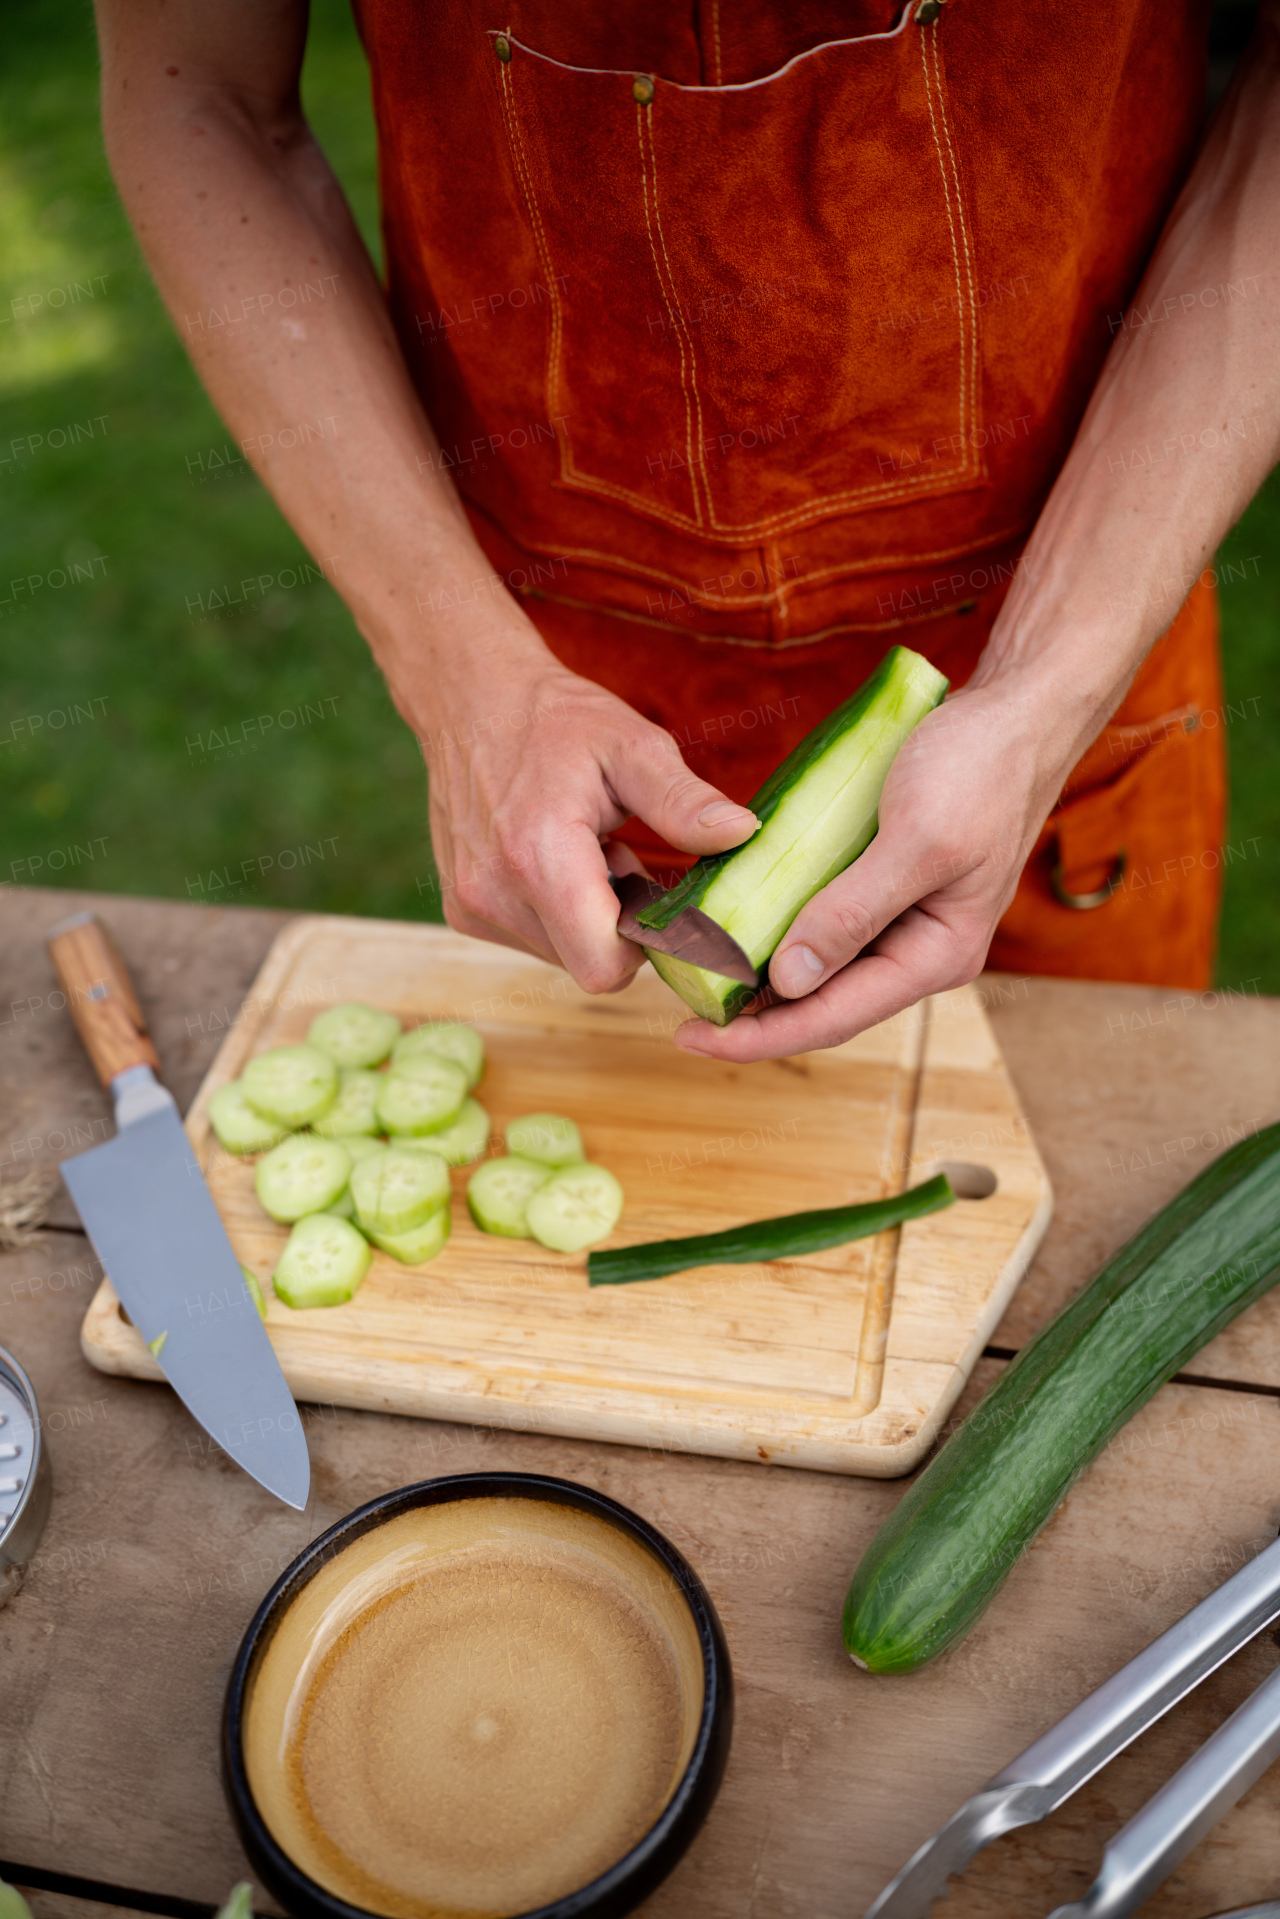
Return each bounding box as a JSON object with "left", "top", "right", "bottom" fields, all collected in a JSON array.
[
  {"left": 611, "top": 870, "right": 759, "bottom": 987},
  {"left": 47, "top": 911, "right": 310, "bottom": 1510}
]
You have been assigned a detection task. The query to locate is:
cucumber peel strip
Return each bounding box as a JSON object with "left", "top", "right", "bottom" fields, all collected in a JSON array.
[{"left": 587, "top": 1173, "right": 954, "bottom": 1285}]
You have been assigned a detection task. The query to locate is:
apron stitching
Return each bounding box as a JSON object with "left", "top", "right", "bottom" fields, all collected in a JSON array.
[
  {"left": 548, "top": 455, "right": 982, "bottom": 538},
  {"left": 522, "top": 581, "right": 974, "bottom": 646},
  {"left": 711, "top": 1, "right": 724, "bottom": 87},
  {"left": 496, "top": 58, "right": 571, "bottom": 486},
  {"left": 923, "top": 24, "right": 983, "bottom": 475},
  {"left": 636, "top": 103, "right": 708, "bottom": 525},
  {"left": 918, "top": 23, "right": 976, "bottom": 483},
  {"left": 478, "top": 514, "right": 1033, "bottom": 598}
]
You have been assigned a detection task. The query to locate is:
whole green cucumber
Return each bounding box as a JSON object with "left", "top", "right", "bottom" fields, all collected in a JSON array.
[{"left": 843, "top": 1121, "right": 1280, "bottom": 1673}]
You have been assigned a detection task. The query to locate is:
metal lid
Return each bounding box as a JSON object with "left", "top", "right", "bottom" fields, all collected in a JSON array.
[{"left": 0, "top": 1347, "right": 53, "bottom": 1605}]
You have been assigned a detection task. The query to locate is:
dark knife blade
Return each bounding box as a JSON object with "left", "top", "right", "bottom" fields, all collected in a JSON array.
[{"left": 611, "top": 871, "right": 759, "bottom": 987}]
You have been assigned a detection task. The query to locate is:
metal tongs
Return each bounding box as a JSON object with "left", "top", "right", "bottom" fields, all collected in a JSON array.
[{"left": 865, "top": 1532, "right": 1280, "bottom": 1919}]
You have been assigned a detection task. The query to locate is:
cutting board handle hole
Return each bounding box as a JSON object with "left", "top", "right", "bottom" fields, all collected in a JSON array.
[{"left": 936, "top": 1161, "right": 998, "bottom": 1200}]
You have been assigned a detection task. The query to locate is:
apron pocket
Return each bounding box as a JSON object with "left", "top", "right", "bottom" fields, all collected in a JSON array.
[{"left": 493, "top": 12, "right": 986, "bottom": 544}]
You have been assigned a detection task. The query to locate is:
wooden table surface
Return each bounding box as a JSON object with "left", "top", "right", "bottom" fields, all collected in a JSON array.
[{"left": 3, "top": 886, "right": 1280, "bottom": 1919}]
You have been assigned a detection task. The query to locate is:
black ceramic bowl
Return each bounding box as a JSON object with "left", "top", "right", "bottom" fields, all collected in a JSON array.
[{"left": 223, "top": 1471, "right": 733, "bottom": 1919}]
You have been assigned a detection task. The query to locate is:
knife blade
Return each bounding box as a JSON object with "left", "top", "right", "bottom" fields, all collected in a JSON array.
[
  {"left": 48, "top": 911, "right": 310, "bottom": 1510},
  {"left": 611, "top": 871, "right": 759, "bottom": 987}
]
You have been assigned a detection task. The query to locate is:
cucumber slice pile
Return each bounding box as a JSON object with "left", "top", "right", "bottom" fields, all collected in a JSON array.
[
  {"left": 351, "top": 1147, "right": 450, "bottom": 1236},
  {"left": 370, "top": 1208, "right": 452, "bottom": 1265},
  {"left": 254, "top": 1135, "right": 353, "bottom": 1223},
  {"left": 505, "top": 1112, "right": 584, "bottom": 1168},
  {"left": 312, "top": 1069, "right": 382, "bottom": 1138},
  {"left": 308, "top": 1001, "right": 401, "bottom": 1068},
  {"left": 526, "top": 1164, "right": 624, "bottom": 1254},
  {"left": 393, "top": 1021, "right": 485, "bottom": 1089},
  {"left": 221, "top": 1010, "right": 625, "bottom": 1288},
  {"left": 467, "top": 1157, "right": 551, "bottom": 1238},
  {"left": 397, "top": 1098, "right": 491, "bottom": 1167},
  {"left": 208, "top": 1082, "right": 289, "bottom": 1154},
  {"left": 375, "top": 1056, "right": 468, "bottom": 1136},
  {"left": 274, "top": 1214, "right": 372, "bottom": 1309},
  {"left": 242, "top": 1044, "right": 339, "bottom": 1128}
]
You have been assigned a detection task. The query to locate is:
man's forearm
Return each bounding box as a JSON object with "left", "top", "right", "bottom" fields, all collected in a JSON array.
[
  {"left": 95, "top": 0, "right": 545, "bottom": 738},
  {"left": 972, "top": 6, "right": 1280, "bottom": 766}
]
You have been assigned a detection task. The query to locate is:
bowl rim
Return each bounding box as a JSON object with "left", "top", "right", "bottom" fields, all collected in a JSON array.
[{"left": 222, "top": 1469, "right": 733, "bottom": 1919}]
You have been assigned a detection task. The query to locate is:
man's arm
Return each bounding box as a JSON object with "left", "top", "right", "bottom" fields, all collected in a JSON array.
[
  {"left": 681, "top": 6, "right": 1280, "bottom": 1060},
  {"left": 95, "top": 0, "right": 758, "bottom": 990}
]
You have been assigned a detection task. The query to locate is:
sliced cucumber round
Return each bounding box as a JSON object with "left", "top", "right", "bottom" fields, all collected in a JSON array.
[
  {"left": 273, "top": 1214, "right": 371, "bottom": 1309},
  {"left": 311, "top": 1068, "right": 382, "bottom": 1138},
  {"left": 393, "top": 1098, "right": 490, "bottom": 1167},
  {"left": 254, "top": 1134, "right": 353, "bottom": 1223},
  {"left": 374, "top": 1057, "right": 467, "bottom": 1136},
  {"left": 342, "top": 1134, "right": 387, "bottom": 1164},
  {"left": 208, "top": 1081, "right": 289, "bottom": 1154},
  {"left": 505, "top": 1112, "right": 584, "bottom": 1168},
  {"left": 308, "top": 1001, "right": 401, "bottom": 1068},
  {"left": 242, "top": 1044, "right": 339, "bottom": 1128},
  {"left": 351, "top": 1147, "right": 450, "bottom": 1236},
  {"left": 393, "top": 1021, "right": 484, "bottom": 1089},
  {"left": 467, "top": 1155, "right": 552, "bottom": 1238},
  {"left": 527, "top": 1164, "right": 624, "bottom": 1253},
  {"left": 370, "top": 1208, "right": 452, "bottom": 1266}
]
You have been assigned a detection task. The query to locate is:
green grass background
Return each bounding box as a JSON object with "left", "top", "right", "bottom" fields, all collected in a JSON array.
[{"left": 1, "top": 0, "right": 1276, "bottom": 984}]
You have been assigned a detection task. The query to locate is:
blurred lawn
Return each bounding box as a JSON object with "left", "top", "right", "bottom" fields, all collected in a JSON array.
[{"left": 0, "top": 0, "right": 1276, "bottom": 985}]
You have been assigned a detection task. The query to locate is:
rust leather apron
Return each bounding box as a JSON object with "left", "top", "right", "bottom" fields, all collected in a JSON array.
[{"left": 354, "top": 0, "right": 1224, "bottom": 989}]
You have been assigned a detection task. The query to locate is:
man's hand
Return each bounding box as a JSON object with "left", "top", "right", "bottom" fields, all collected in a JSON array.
[
  {"left": 420, "top": 618, "right": 758, "bottom": 992},
  {"left": 674, "top": 677, "right": 1066, "bottom": 1060}
]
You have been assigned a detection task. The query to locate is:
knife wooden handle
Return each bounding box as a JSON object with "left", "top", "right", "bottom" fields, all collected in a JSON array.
[{"left": 46, "top": 910, "right": 161, "bottom": 1086}]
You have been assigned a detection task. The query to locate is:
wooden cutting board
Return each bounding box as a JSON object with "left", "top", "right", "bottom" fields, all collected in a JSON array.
[{"left": 81, "top": 916, "right": 1051, "bottom": 1476}]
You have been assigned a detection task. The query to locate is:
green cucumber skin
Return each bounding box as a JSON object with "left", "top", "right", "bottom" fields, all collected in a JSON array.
[
  {"left": 637, "top": 646, "right": 946, "bottom": 934},
  {"left": 842, "top": 1124, "right": 1280, "bottom": 1674},
  {"left": 637, "top": 646, "right": 947, "bottom": 1024},
  {"left": 588, "top": 1175, "right": 954, "bottom": 1286}
]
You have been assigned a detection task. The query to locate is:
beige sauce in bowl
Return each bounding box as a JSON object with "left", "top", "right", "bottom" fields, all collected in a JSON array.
[{"left": 243, "top": 1498, "right": 705, "bottom": 1918}]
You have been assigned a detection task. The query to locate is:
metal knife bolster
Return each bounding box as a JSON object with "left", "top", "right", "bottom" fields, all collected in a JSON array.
[{"left": 611, "top": 871, "right": 759, "bottom": 987}]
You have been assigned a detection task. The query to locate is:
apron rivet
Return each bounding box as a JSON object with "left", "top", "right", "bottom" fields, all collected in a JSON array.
[
  {"left": 494, "top": 33, "right": 512, "bottom": 61},
  {"left": 632, "top": 74, "right": 656, "bottom": 105},
  {"left": 914, "top": 0, "right": 943, "bottom": 20}
]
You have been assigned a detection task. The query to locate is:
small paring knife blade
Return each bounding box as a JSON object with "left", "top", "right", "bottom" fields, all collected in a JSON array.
[
  {"left": 47, "top": 910, "right": 310, "bottom": 1511},
  {"left": 611, "top": 870, "right": 759, "bottom": 987}
]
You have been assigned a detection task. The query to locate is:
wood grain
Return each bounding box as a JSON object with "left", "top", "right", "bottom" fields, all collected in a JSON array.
[
  {"left": 45, "top": 912, "right": 159, "bottom": 1086},
  {"left": 78, "top": 916, "right": 1052, "bottom": 1475},
  {"left": 6, "top": 1239, "right": 1280, "bottom": 1918}
]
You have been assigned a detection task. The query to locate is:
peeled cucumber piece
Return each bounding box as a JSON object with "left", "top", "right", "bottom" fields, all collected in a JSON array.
[
  {"left": 242, "top": 1044, "right": 339, "bottom": 1127},
  {"left": 375, "top": 1056, "right": 468, "bottom": 1136},
  {"left": 467, "top": 1156, "right": 552, "bottom": 1238},
  {"left": 371, "top": 1208, "right": 452, "bottom": 1265},
  {"left": 527, "top": 1164, "right": 624, "bottom": 1253},
  {"left": 308, "top": 1001, "right": 401, "bottom": 1068},
  {"left": 208, "top": 1082, "right": 289, "bottom": 1154},
  {"left": 394, "top": 1099, "right": 491, "bottom": 1167},
  {"left": 393, "top": 1021, "right": 484, "bottom": 1089},
  {"left": 637, "top": 644, "right": 949, "bottom": 1024},
  {"left": 273, "top": 1214, "right": 371, "bottom": 1309},
  {"left": 312, "top": 1068, "right": 382, "bottom": 1138},
  {"left": 254, "top": 1134, "right": 353, "bottom": 1223},
  {"left": 351, "top": 1147, "right": 450, "bottom": 1236},
  {"left": 505, "top": 1113, "right": 584, "bottom": 1168}
]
